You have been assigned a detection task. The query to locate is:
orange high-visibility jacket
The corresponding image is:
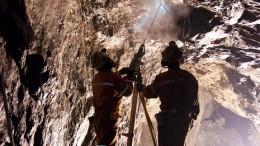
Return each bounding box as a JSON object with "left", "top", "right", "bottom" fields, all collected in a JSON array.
[
  {"left": 92, "top": 70, "right": 133, "bottom": 113},
  {"left": 143, "top": 68, "right": 198, "bottom": 111}
]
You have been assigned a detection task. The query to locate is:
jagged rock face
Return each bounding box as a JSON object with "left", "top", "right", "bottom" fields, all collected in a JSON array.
[
  {"left": 0, "top": 0, "right": 259, "bottom": 146},
  {"left": 0, "top": 0, "right": 96, "bottom": 145}
]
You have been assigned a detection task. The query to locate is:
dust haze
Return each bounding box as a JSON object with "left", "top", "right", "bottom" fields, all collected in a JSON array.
[{"left": 133, "top": 0, "right": 190, "bottom": 43}]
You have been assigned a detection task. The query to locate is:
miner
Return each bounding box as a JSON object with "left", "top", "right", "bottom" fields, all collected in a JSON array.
[
  {"left": 137, "top": 41, "right": 200, "bottom": 146},
  {"left": 90, "top": 49, "right": 134, "bottom": 146}
]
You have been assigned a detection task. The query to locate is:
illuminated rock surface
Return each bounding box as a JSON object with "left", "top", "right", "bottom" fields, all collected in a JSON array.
[{"left": 0, "top": 0, "right": 259, "bottom": 145}]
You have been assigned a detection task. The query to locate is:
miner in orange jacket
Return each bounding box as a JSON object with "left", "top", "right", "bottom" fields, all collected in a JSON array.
[
  {"left": 137, "top": 41, "right": 199, "bottom": 146},
  {"left": 90, "top": 49, "right": 134, "bottom": 146}
]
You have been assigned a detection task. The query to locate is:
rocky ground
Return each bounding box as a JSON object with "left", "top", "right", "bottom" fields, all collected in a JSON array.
[{"left": 0, "top": 0, "right": 259, "bottom": 146}]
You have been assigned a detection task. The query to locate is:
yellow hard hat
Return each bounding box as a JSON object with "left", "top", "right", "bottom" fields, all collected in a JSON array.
[{"left": 162, "top": 41, "right": 183, "bottom": 62}]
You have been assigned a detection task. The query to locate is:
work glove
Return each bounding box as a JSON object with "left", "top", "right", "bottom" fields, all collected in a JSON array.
[
  {"left": 136, "top": 82, "right": 144, "bottom": 92},
  {"left": 190, "top": 101, "right": 200, "bottom": 120},
  {"left": 186, "top": 100, "right": 200, "bottom": 120},
  {"left": 140, "top": 44, "right": 145, "bottom": 49},
  {"left": 119, "top": 67, "right": 137, "bottom": 82}
]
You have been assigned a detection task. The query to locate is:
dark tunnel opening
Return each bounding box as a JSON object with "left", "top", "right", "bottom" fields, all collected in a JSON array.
[{"left": 25, "top": 54, "right": 49, "bottom": 98}]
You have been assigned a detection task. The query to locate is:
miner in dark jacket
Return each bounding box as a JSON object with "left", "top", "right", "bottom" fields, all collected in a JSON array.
[
  {"left": 90, "top": 49, "right": 133, "bottom": 146},
  {"left": 137, "top": 41, "right": 200, "bottom": 146}
]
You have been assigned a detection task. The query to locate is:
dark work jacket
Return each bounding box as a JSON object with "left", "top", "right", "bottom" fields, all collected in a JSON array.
[
  {"left": 143, "top": 68, "right": 198, "bottom": 111},
  {"left": 92, "top": 70, "right": 133, "bottom": 113}
]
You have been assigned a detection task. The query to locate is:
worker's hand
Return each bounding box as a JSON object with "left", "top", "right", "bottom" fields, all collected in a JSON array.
[
  {"left": 190, "top": 101, "right": 200, "bottom": 120},
  {"left": 140, "top": 44, "right": 145, "bottom": 48},
  {"left": 136, "top": 82, "right": 144, "bottom": 92}
]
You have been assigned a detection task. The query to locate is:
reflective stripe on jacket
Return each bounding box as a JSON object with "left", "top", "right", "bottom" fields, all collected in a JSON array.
[
  {"left": 92, "top": 71, "right": 133, "bottom": 113},
  {"left": 143, "top": 68, "right": 198, "bottom": 111}
]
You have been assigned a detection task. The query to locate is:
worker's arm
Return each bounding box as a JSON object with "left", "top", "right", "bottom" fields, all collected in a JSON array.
[
  {"left": 137, "top": 76, "right": 159, "bottom": 99},
  {"left": 113, "top": 73, "right": 133, "bottom": 97}
]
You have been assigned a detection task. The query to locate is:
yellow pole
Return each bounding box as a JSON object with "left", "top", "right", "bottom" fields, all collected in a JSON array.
[
  {"left": 123, "top": 83, "right": 139, "bottom": 146},
  {"left": 140, "top": 93, "right": 157, "bottom": 146}
]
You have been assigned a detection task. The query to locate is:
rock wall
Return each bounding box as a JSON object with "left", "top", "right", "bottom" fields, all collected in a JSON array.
[
  {"left": 0, "top": 0, "right": 260, "bottom": 146},
  {"left": 1, "top": 0, "right": 102, "bottom": 145}
]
